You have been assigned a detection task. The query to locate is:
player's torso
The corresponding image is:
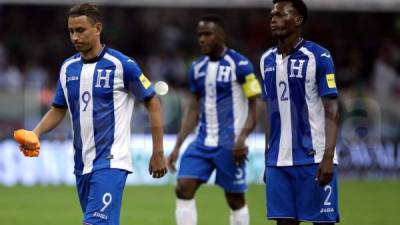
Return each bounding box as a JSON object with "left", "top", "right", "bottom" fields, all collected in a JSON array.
[
  {"left": 61, "top": 50, "right": 133, "bottom": 174},
  {"left": 192, "top": 52, "right": 248, "bottom": 149},
  {"left": 261, "top": 42, "right": 326, "bottom": 166}
]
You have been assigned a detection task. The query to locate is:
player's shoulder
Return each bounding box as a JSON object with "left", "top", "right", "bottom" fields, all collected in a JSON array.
[
  {"left": 105, "top": 47, "right": 141, "bottom": 68},
  {"left": 191, "top": 55, "right": 208, "bottom": 67},
  {"left": 302, "top": 40, "right": 331, "bottom": 56},
  {"left": 60, "top": 53, "right": 81, "bottom": 69},
  {"left": 260, "top": 47, "right": 277, "bottom": 62},
  {"left": 225, "top": 48, "right": 251, "bottom": 64}
]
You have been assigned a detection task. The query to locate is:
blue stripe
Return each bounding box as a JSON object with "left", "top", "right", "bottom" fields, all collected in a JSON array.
[
  {"left": 194, "top": 64, "right": 208, "bottom": 146},
  {"left": 264, "top": 54, "right": 281, "bottom": 166},
  {"left": 287, "top": 53, "right": 313, "bottom": 163},
  {"left": 65, "top": 61, "right": 84, "bottom": 173},
  {"left": 216, "top": 60, "right": 235, "bottom": 148},
  {"left": 92, "top": 59, "right": 116, "bottom": 170}
]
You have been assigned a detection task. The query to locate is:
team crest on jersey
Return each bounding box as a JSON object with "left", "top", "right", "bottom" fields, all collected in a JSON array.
[
  {"left": 95, "top": 69, "right": 111, "bottom": 88},
  {"left": 217, "top": 65, "right": 231, "bottom": 82},
  {"left": 289, "top": 59, "right": 305, "bottom": 78}
]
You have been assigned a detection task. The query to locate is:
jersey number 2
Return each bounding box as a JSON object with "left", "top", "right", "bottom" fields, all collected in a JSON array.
[{"left": 279, "top": 81, "right": 289, "bottom": 101}]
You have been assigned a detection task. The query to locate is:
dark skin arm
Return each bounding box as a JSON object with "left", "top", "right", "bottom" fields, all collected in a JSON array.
[
  {"left": 167, "top": 94, "right": 200, "bottom": 172},
  {"left": 233, "top": 96, "right": 259, "bottom": 166},
  {"left": 317, "top": 96, "right": 339, "bottom": 186},
  {"left": 144, "top": 95, "right": 168, "bottom": 178}
]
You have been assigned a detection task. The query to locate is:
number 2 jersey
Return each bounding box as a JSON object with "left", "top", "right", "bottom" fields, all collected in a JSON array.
[
  {"left": 189, "top": 48, "right": 261, "bottom": 149},
  {"left": 260, "top": 40, "right": 339, "bottom": 167},
  {"left": 53, "top": 46, "right": 155, "bottom": 175}
]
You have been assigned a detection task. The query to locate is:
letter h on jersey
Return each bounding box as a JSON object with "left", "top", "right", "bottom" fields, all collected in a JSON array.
[
  {"left": 217, "top": 66, "right": 231, "bottom": 82},
  {"left": 289, "top": 59, "right": 305, "bottom": 78},
  {"left": 95, "top": 69, "right": 111, "bottom": 88}
]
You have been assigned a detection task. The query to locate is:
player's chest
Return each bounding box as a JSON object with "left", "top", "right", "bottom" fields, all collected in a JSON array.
[
  {"left": 64, "top": 64, "right": 119, "bottom": 100},
  {"left": 262, "top": 55, "right": 312, "bottom": 95},
  {"left": 197, "top": 62, "right": 238, "bottom": 94}
]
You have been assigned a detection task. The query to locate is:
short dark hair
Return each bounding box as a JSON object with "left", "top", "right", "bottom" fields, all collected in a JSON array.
[
  {"left": 272, "top": 0, "right": 308, "bottom": 25},
  {"left": 199, "top": 14, "right": 225, "bottom": 29},
  {"left": 69, "top": 3, "right": 102, "bottom": 24}
]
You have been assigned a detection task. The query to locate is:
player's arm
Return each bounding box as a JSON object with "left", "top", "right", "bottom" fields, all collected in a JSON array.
[
  {"left": 33, "top": 106, "right": 67, "bottom": 137},
  {"left": 144, "top": 94, "right": 168, "bottom": 179},
  {"left": 317, "top": 96, "right": 339, "bottom": 185},
  {"left": 234, "top": 62, "right": 262, "bottom": 165},
  {"left": 233, "top": 96, "right": 259, "bottom": 166},
  {"left": 315, "top": 49, "right": 339, "bottom": 185},
  {"left": 167, "top": 94, "right": 200, "bottom": 172}
]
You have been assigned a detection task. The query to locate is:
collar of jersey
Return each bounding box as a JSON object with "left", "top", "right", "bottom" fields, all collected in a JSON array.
[
  {"left": 81, "top": 45, "right": 107, "bottom": 64},
  {"left": 277, "top": 38, "right": 305, "bottom": 56}
]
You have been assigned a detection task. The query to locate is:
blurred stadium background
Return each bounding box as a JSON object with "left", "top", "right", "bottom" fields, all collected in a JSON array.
[{"left": 0, "top": 0, "right": 400, "bottom": 224}]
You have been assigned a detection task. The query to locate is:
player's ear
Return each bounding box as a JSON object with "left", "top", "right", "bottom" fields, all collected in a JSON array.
[
  {"left": 95, "top": 22, "right": 103, "bottom": 36},
  {"left": 295, "top": 16, "right": 303, "bottom": 26}
]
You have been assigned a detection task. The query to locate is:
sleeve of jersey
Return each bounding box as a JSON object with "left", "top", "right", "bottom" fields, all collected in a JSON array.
[
  {"left": 123, "top": 59, "right": 155, "bottom": 101},
  {"left": 317, "top": 51, "right": 339, "bottom": 97},
  {"left": 259, "top": 58, "right": 268, "bottom": 101},
  {"left": 188, "top": 64, "right": 199, "bottom": 94},
  {"left": 52, "top": 78, "right": 68, "bottom": 108},
  {"left": 236, "top": 59, "right": 261, "bottom": 98}
]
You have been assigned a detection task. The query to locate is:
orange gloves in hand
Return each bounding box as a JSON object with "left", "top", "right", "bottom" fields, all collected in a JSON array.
[{"left": 14, "top": 129, "right": 40, "bottom": 157}]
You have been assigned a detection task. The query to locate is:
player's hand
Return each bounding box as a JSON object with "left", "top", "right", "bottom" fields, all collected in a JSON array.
[
  {"left": 233, "top": 141, "right": 248, "bottom": 166},
  {"left": 14, "top": 129, "right": 40, "bottom": 157},
  {"left": 149, "top": 151, "right": 168, "bottom": 178},
  {"left": 167, "top": 148, "right": 180, "bottom": 173},
  {"left": 316, "top": 155, "right": 334, "bottom": 186}
]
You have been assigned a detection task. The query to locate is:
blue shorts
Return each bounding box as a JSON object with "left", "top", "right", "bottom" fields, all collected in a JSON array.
[
  {"left": 76, "top": 169, "right": 128, "bottom": 225},
  {"left": 265, "top": 164, "right": 340, "bottom": 223},
  {"left": 178, "top": 143, "right": 247, "bottom": 193}
]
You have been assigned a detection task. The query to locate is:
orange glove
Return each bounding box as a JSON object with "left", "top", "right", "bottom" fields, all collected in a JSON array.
[{"left": 14, "top": 129, "right": 40, "bottom": 157}]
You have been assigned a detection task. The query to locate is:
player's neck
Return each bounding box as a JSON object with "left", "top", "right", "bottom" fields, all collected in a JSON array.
[
  {"left": 80, "top": 41, "right": 104, "bottom": 61},
  {"left": 277, "top": 34, "right": 302, "bottom": 58},
  {"left": 209, "top": 45, "right": 227, "bottom": 61}
]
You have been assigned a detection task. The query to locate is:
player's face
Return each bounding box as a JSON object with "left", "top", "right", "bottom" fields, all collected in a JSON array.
[
  {"left": 197, "top": 21, "right": 224, "bottom": 55},
  {"left": 68, "top": 15, "right": 102, "bottom": 53},
  {"left": 270, "top": 2, "right": 301, "bottom": 38}
]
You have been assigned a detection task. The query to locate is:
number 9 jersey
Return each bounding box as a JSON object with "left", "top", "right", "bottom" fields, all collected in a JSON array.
[
  {"left": 53, "top": 46, "right": 155, "bottom": 175},
  {"left": 260, "top": 40, "right": 339, "bottom": 167}
]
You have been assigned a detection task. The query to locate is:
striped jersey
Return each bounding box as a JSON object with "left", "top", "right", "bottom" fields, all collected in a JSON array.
[
  {"left": 53, "top": 46, "right": 155, "bottom": 175},
  {"left": 189, "top": 48, "right": 261, "bottom": 149},
  {"left": 260, "top": 40, "right": 338, "bottom": 166}
]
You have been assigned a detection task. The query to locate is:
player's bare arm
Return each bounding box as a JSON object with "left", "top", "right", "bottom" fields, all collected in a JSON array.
[
  {"left": 317, "top": 96, "right": 339, "bottom": 186},
  {"left": 33, "top": 106, "right": 68, "bottom": 137},
  {"left": 233, "top": 96, "right": 258, "bottom": 166},
  {"left": 167, "top": 94, "right": 200, "bottom": 172},
  {"left": 144, "top": 95, "right": 168, "bottom": 178}
]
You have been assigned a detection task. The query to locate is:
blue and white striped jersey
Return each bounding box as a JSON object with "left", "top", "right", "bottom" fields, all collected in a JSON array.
[
  {"left": 189, "top": 48, "right": 261, "bottom": 149},
  {"left": 260, "top": 40, "right": 338, "bottom": 166},
  {"left": 53, "top": 46, "right": 155, "bottom": 175}
]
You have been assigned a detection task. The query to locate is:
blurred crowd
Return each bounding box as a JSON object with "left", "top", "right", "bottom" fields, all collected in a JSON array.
[{"left": 0, "top": 5, "right": 399, "bottom": 142}]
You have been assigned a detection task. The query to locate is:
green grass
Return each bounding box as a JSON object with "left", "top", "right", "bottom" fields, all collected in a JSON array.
[{"left": 0, "top": 181, "right": 399, "bottom": 225}]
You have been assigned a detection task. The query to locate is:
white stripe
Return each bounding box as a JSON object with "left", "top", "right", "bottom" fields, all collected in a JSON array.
[
  {"left": 204, "top": 61, "right": 219, "bottom": 147},
  {"left": 60, "top": 57, "right": 81, "bottom": 156},
  {"left": 300, "top": 47, "right": 338, "bottom": 164},
  {"left": 225, "top": 55, "right": 248, "bottom": 140},
  {"left": 276, "top": 55, "right": 293, "bottom": 166},
  {"left": 80, "top": 63, "right": 97, "bottom": 174},
  {"left": 194, "top": 57, "right": 209, "bottom": 79},
  {"left": 260, "top": 49, "right": 275, "bottom": 80},
  {"left": 104, "top": 53, "right": 134, "bottom": 172}
]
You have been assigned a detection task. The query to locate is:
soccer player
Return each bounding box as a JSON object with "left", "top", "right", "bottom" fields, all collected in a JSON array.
[
  {"left": 260, "top": 0, "right": 340, "bottom": 225},
  {"left": 15, "top": 3, "right": 167, "bottom": 225},
  {"left": 167, "top": 15, "right": 261, "bottom": 225}
]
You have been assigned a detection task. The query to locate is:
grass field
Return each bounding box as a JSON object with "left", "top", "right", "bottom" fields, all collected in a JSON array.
[{"left": 0, "top": 181, "right": 399, "bottom": 225}]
